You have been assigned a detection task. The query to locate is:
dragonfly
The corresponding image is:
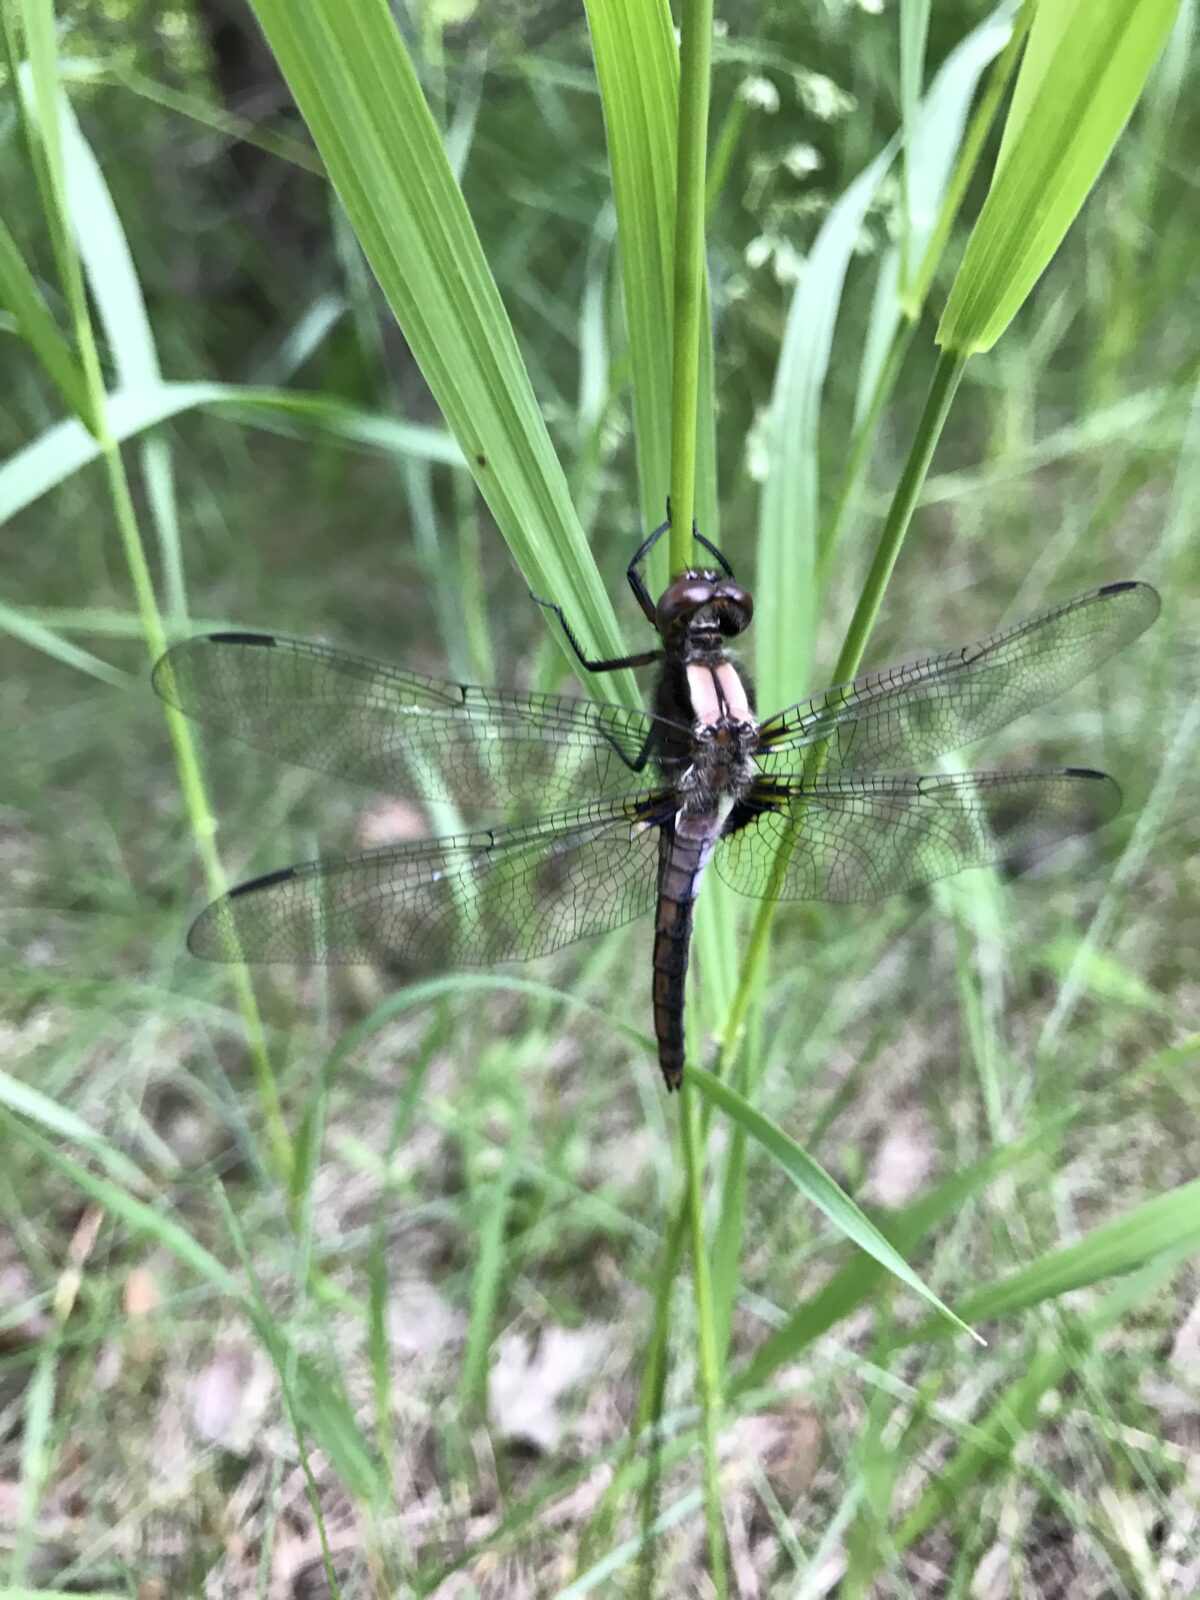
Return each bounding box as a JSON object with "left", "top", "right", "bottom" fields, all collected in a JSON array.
[{"left": 153, "top": 517, "right": 1159, "bottom": 1089}]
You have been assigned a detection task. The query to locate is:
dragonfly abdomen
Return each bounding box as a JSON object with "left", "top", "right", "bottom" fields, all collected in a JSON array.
[{"left": 652, "top": 813, "right": 721, "bottom": 1090}]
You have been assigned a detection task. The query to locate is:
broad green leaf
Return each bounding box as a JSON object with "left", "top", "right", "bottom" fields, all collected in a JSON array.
[
  {"left": 246, "top": 0, "right": 637, "bottom": 705},
  {"left": 585, "top": 0, "right": 720, "bottom": 563},
  {"left": 690, "top": 1065, "right": 979, "bottom": 1341},
  {"left": 0, "top": 216, "right": 92, "bottom": 423},
  {"left": 0, "top": 381, "right": 461, "bottom": 526},
  {"left": 939, "top": 0, "right": 1182, "bottom": 354}
]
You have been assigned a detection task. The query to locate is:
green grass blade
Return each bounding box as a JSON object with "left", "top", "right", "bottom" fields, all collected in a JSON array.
[
  {"left": 667, "top": 0, "right": 715, "bottom": 574},
  {"left": 898, "top": 0, "right": 932, "bottom": 295},
  {"left": 247, "top": 0, "right": 637, "bottom": 702},
  {"left": 901, "top": 1176, "right": 1200, "bottom": 1345},
  {"left": 584, "top": 0, "right": 719, "bottom": 568},
  {"left": 690, "top": 1065, "right": 979, "bottom": 1341},
  {"left": 0, "top": 599, "right": 128, "bottom": 686},
  {"left": 0, "top": 215, "right": 92, "bottom": 422},
  {"left": 0, "top": 381, "right": 461, "bottom": 527},
  {"left": 939, "top": 0, "right": 1182, "bottom": 354},
  {"left": 730, "top": 1119, "right": 1070, "bottom": 1399},
  {"left": 892, "top": 1249, "right": 1190, "bottom": 1553},
  {"left": 755, "top": 139, "right": 895, "bottom": 714}
]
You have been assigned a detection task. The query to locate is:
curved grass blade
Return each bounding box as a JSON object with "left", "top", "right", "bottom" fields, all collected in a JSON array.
[
  {"left": 690, "top": 1064, "right": 979, "bottom": 1341},
  {"left": 939, "top": 0, "right": 1182, "bottom": 354}
]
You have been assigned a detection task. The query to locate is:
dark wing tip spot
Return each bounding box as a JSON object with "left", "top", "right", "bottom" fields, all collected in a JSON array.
[
  {"left": 1096, "top": 580, "right": 1162, "bottom": 618},
  {"left": 1064, "top": 766, "right": 1106, "bottom": 781},
  {"left": 208, "top": 630, "right": 277, "bottom": 647},
  {"left": 230, "top": 865, "right": 296, "bottom": 897}
]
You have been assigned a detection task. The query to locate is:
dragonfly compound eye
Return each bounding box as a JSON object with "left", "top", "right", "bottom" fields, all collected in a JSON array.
[
  {"left": 656, "top": 576, "right": 718, "bottom": 634},
  {"left": 717, "top": 584, "right": 754, "bottom": 635}
]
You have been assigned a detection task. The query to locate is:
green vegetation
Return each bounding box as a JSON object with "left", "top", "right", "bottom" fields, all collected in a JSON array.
[{"left": 1, "top": 0, "right": 1197, "bottom": 1594}]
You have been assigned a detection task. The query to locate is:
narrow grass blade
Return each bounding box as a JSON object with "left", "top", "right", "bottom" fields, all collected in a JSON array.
[
  {"left": 892, "top": 1250, "right": 1190, "bottom": 1552},
  {"left": 0, "top": 381, "right": 462, "bottom": 526},
  {"left": 0, "top": 599, "right": 129, "bottom": 686},
  {"left": 584, "top": 0, "right": 719, "bottom": 564},
  {"left": 755, "top": 139, "right": 895, "bottom": 715},
  {"left": 898, "top": 0, "right": 932, "bottom": 295},
  {"left": 55, "top": 89, "right": 193, "bottom": 619},
  {"left": 690, "top": 1065, "right": 979, "bottom": 1341},
  {"left": 730, "top": 1119, "right": 1070, "bottom": 1399},
  {"left": 900, "top": 1176, "right": 1200, "bottom": 1346},
  {"left": 0, "top": 215, "right": 91, "bottom": 422},
  {"left": 939, "top": 0, "right": 1182, "bottom": 354},
  {"left": 246, "top": 0, "right": 636, "bottom": 701}
]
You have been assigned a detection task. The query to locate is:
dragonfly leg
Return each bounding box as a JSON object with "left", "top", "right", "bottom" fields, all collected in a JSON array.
[
  {"left": 529, "top": 592, "right": 664, "bottom": 674},
  {"left": 626, "top": 513, "right": 672, "bottom": 624},
  {"left": 692, "top": 531, "right": 734, "bottom": 577}
]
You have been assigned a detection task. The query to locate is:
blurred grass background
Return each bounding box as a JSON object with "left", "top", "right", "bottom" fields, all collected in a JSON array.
[{"left": 1, "top": 0, "right": 1199, "bottom": 1595}]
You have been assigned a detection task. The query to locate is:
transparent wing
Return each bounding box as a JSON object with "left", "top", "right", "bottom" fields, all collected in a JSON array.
[
  {"left": 153, "top": 632, "right": 664, "bottom": 812},
  {"left": 714, "top": 769, "right": 1122, "bottom": 904},
  {"left": 187, "top": 793, "right": 668, "bottom": 965},
  {"left": 756, "top": 583, "right": 1159, "bottom": 773}
]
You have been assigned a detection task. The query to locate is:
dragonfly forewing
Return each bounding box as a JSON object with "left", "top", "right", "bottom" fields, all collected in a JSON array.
[
  {"left": 153, "top": 632, "right": 666, "bottom": 815},
  {"left": 756, "top": 582, "right": 1159, "bottom": 775}
]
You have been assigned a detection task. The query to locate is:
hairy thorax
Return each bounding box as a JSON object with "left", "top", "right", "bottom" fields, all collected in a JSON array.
[{"left": 680, "top": 658, "right": 759, "bottom": 819}]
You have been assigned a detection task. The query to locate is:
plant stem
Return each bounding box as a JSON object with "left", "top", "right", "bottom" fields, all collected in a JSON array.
[
  {"left": 830, "top": 349, "right": 966, "bottom": 683},
  {"left": 681, "top": 1080, "right": 729, "bottom": 1597},
  {"left": 668, "top": 0, "right": 714, "bottom": 574},
  {"left": 718, "top": 348, "right": 968, "bottom": 1067}
]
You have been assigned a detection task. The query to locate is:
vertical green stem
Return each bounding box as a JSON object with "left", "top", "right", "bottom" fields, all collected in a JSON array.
[
  {"left": 680, "top": 1081, "right": 729, "bottom": 1597},
  {"left": 668, "top": 3, "right": 727, "bottom": 1586},
  {"left": 668, "top": 0, "right": 714, "bottom": 574},
  {"left": 830, "top": 350, "right": 965, "bottom": 685},
  {"left": 718, "top": 349, "right": 967, "bottom": 1066}
]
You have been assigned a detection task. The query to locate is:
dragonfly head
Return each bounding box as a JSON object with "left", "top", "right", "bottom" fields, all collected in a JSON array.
[{"left": 656, "top": 571, "right": 754, "bottom": 645}]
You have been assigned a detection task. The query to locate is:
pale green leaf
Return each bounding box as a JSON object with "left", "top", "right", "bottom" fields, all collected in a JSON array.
[
  {"left": 756, "top": 140, "right": 895, "bottom": 715},
  {"left": 0, "top": 216, "right": 92, "bottom": 424},
  {"left": 939, "top": 0, "right": 1182, "bottom": 354},
  {"left": 0, "top": 380, "right": 462, "bottom": 526},
  {"left": 584, "top": 0, "right": 718, "bottom": 577}
]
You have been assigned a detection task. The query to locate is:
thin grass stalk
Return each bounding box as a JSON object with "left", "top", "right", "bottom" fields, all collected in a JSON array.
[
  {"left": 717, "top": 349, "right": 967, "bottom": 1074},
  {"left": 667, "top": 0, "right": 713, "bottom": 574},
  {"left": 680, "top": 1082, "right": 729, "bottom": 1596},
  {"left": 668, "top": 2, "right": 729, "bottom": 1581}
]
